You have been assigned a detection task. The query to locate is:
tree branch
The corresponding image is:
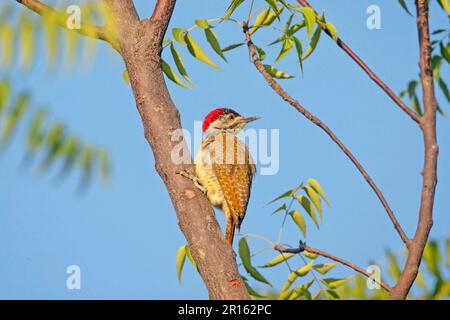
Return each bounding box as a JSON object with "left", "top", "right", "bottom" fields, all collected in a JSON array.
[
  {"left": 16, "top": 0, "right": 115, "bottom": 46},
  {"left": 296, "top": 0, "right": 422, "bottom": 124},
  {"left": 101, "top": 0, "right": 250, "bottom": 299},
  {"left": 274, "top": 243, "right": 391, "bottom": 293},
  {"left": 243, "top": 24, "right": 410, "bottom": 246},
  {"left": 390, "top": 0, "right": 438, "bottom": 300}
]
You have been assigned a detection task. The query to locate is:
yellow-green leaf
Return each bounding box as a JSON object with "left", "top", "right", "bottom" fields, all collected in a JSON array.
[
  {"left": 263, "top": 64, "right": 294, "bottom": 79},
  {"left": 280, "top": 260, "right": 314, "bottom": 292},
  {"left": 184, "top": 33, "right": 220, "bottom": 69},
  {"left": 250, "top": 8, "right": 270, "bottom": 34},
  {"left": 172, "top": 28, "right": 187, "bottom": 45},
  {"left": 307, "top": 178, "right": 329, "bottom": 205},
  {"left": 302, "top": 25, "right": 322, "bottom": 60},
  {"left": 195, "top": 19, "right": 210, "bottom": 29},
  {"left": 300, "top": 7, "right": 316, "bottom": 38},
  {"left": 290, "top": 210, "right": 306, "bottom": 238},
  {"left": 304, "top": 186, "right": 322, "bottom": 221},
  {"left": 1, "top": 24, "right": 13, "bottom": 67},
  {"left": 162, "top": 59, "right": 190, "bottom": 89},
  {"left": 320, "top": 277, "right": 350, "bottom": 289},
  {"left": 297, "top": 195, "right": 319, "bottom": 228},
  {"left": 325, "top": 21, "right": 338, "bottom": 41},
  {"left": 261, "top": 253, "right": 295, "bottom": 268},
  {"left": 122, "top": 70, "right": 130, "bottom": 85},
  {"left": 176, "top": 245, "right": 187, "bottom": 284},
  {"left": 275, "top": 38, "right": 294, "bottom": 62},
  {"left": 303, "top": 250, "right": 318, "bottom": 259},
  {"left": 225, "top": 0, "right": 245, "bottom": 19},
  {"left": 185, "top": 245, "right": 197, "bottom": 270},
  {"left": 313, "top": 263, "right": 336, "bottom": 275}
]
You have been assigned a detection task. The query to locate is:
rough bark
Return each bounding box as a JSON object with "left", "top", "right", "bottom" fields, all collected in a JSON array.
[
  {"left": 102, "top": 0, "right": 250, "bottom": 299},
  {"left": 390, "top": 0, "right": 438, "bottom": 300}
]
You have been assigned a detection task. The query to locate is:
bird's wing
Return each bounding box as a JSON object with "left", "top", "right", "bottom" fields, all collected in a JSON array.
[{"left": 210, "top": 133, "right": 255, "bottom": 229}]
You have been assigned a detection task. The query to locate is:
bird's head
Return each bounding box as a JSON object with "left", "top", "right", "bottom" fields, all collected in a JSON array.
[{"left": 202, "top": 108, "right": 260, "bottom": 134}]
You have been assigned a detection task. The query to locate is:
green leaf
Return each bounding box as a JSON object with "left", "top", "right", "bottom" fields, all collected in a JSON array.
[
  {"left": 267, "top": 185, "right": 301, "bottom": 205},
  {"left": 277, "top": 288, "right": 294, "bottom": 300},
  {"left": 271, "top": 202, "right": 286, "bottom": 215},
  {"left": 324, "top": 289, "right": 341, "bottom": 300},
  {"left": 184, "top": 33, "right": 220, "bottom": 69},
  {"left": 398, "top": 0, "right": 413, "bottom": 16},
  {"left": 300, "top": 7, "right": 316, "bottom": 38},
  {"left": 0, "top": 80, "right": 10, "bottom": 112},
  {"left": 302, "top": 25, "right": 322, "bottom": 60},
  {"left": 204, "top": 29, "right": 227, "bottom": 62},
  {"left": 170, "top": 43, "right": 193, "bottom": 85},
  {"left": 275, "top": 38, "right": 294, "bottom": 62},
  {"left": 27, "top": 109, "right": 47, "bottom": 152},
  {"left": 307, "top": 178, "right": 329, "bottom": 205},
  {"left": 297, "top": 195, "right": 319, "bottom": 228},
  {"left": 0, "top": 94, "right": 29, "bottom": 148},
  {"left": 263, "top": 64, "right": 294, "bottom": 79},
  {"left": 290, "top": 210, "right": 306, "bottom": 238},
  {"left": 313, "top": 263, "right": 336, "bottom": 275},
  {"left": 280, "top": 260, "right": 314, "bottom": 292},
  {"left": 238, "top": 237, "right": 272, "bottom": 286},
  {"left": 261, "top": 252, "right": 295, "bottom": 268},
  {"left": 225, "top": 0, "right": 245, "bottom": 19},
  {"left": 320, "top": 277, "right": 350, "bottom": 289},
  {"left": 325, "top": 21, "right": 338, "bottom": 41},
  {"left": 172, "top": 28, "right": 187, "bottom": 45},
  {"left": 265, "top": 0, "right": 280, "bottom": 19},
  {"left": 161, "top": 59, "right": 190, "bottom": 89},
  {"left": 293, "top": 36, "right": 304, "bottom": 74},
  {"left": 255, "top": 45, "right": 266, "bottom": 61},
  {"left": 440, "top": 42, "right": 450, "bottom": 64},
  {"left": 176, "top": 245, "right": 187, "bottom": 284},
  {"left": 222, "top": 43, "right": 244, "bottom": 52},
  {"left": 303, "top": 186, "right": 322, "bottom": 221},
  {"left": 288, "top": 21, "right": 306, "bottom": 36},
  {"left": 195, "top": 19, "right": 210, "bottom": 29}
]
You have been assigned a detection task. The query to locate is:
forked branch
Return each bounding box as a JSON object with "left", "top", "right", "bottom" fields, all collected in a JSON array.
[
  {"left": 275, "top": 243, "right": 391, "bottom": 292},
  {"left": 243, "top": 24, "right": 410, "bottom": 246}
]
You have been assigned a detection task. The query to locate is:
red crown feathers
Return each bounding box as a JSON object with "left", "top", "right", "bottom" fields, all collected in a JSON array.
[{"left": 202, "top": 108, "right": 239, "bottom": 132}]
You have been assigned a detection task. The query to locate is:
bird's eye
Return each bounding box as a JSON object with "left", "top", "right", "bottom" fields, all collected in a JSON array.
[{"left": 229, "top": 114, "right": 235, "bottom": 119}]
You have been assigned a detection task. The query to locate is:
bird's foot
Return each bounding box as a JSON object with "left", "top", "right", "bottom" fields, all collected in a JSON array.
[{"left": 176, "top": 169, "right": 206, "bottom": 194}]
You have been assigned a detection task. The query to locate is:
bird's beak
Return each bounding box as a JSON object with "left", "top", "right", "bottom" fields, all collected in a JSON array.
[{"left": 240, "top": 116, "right": 261, "bottom": 124}]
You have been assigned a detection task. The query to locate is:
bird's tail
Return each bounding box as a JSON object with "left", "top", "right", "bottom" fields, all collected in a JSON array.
[{"left": 226, "top": 215, "right": 236, "bottom": 246}]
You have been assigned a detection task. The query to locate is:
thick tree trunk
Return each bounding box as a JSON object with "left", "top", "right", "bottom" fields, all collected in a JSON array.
[
  {"left": 390, "top": 0, "right": 438, "bottom": 300},
  {"left": 103, "top": 0, "right": 250, "bottom": 300}
]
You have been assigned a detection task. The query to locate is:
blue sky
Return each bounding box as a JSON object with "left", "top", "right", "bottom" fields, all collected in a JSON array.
[{"left": 0, "top": 0, "right": 448, "bottom": 299}]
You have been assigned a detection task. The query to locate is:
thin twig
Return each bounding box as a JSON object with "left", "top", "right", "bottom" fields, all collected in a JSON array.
[
  {"left": 274, "top": 243, "right": 391, "bottom": 293},
  {"left": 295, "top": 0, "right": 421, "bottom": 124},
  {"left": 243, "top": 24, "right": 410, "bottom": 246}
]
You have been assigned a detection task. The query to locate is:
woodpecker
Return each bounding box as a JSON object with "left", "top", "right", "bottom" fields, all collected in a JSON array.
[{"left": 178, "top": 108, "right": 259, "bottom": 246}]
